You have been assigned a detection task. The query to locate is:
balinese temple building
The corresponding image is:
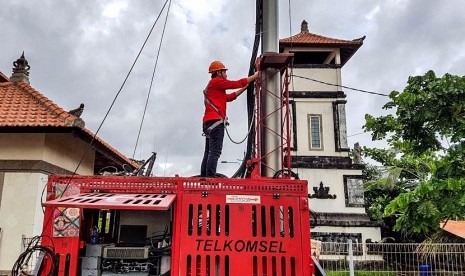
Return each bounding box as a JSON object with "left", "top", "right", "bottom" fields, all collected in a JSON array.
[
  {"left": 0, "top": 53, "right": 139, "bottom": 273},
  {"left": 280, "top": 20, "right": 382, "bottom": 245}
]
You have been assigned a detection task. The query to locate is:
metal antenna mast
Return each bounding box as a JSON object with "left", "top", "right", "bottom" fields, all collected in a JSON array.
[{"left": 261, "top": 0, "right": 281, "bottom": 177}]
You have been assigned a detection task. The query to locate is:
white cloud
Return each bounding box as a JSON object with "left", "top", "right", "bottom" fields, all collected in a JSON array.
[
  {"left": 176, "top": 0, "right": 223, "bottom": 20},
  {"left": 102, "top": 1, "right": 128, "bottom": 18},
  {"left": 365, "top": 5, "right": 380, "bottom": 20},
  {"left": 1, "top": 0, "right": 465, "bottom": 176}
]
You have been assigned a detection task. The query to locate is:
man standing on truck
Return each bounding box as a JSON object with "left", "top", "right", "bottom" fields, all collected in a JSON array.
[{"left": 200, "top": 61, "right": 258, "bottom": 177}]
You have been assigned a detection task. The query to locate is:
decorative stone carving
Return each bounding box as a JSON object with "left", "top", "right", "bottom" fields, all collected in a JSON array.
[
  {"left": 301, "top": 20, "right": 309, "bottom": 33},
  {"left": 289, "top": 91, "right": 346, "bottom": 98},
  {"left": 69, "top": 103, "right": 85, "bottom": 118},
  {"left": 309, "top": 182, "right": 336, "bottom": 199},
  {"left": 311, "top": 232, "right": 363, "bottom": 255},
  {"left": 334, "top": 101, "right": 349, "bottom": 150},
  {"left": 13, "top": 52, "right": 30, "bottom": 74},
  {"left": 343, "top": 175, "right": 365, "bottom": 207},
  {"left": 10, "top": 52, "right": 31, "bottom": 84},
  {"left": 353, "top": 142, "right": 362, "bottom": 164},
  {"left": 290, "top": 155, "right": 364, "bottom": 170},
  {"left": 312, "top": 232, "right": 362, "bottom": 243}
]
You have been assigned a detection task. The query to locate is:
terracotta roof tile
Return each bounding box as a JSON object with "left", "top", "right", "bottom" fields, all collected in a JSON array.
[
  {"left": 440, "top": 220, "right": 465, "bottom": 239},
  {"left": 0, "top": 72, "right": 8, "bottom": 82},
  {"left": 0, "top": 82, "right": 74, "bottom": 127},
  {"left": 280, "top": 31, "right": 365, "bottom": 46},
  {"left": 280, "top": 30, "right": 366, "bottom": 66},
  {"left": 0, "top": 81, "right": 139, "bottom": 169}
]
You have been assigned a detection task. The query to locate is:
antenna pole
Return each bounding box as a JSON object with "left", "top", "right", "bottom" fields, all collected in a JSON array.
[{"left": 261, "top": 0, "right": 281, "bottom": 176}]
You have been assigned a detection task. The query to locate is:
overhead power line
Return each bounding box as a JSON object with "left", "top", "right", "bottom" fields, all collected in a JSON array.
[
  {"left": 133, "top": 0, "right": 172, "bottom": 158},
  {"left": 40, "top": 0, "right": 172, "bottom": 234},
  {"left": 347, "top": 131, "right": 369, "bottom": 138},
  {"left": 291, "top": 74, "right": 389, "bottom": 97}
]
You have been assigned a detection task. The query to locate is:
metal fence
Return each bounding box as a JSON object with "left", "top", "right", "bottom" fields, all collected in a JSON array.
[
  {"left": 315, "top": 241, "right": 465, "bottom": 275},
  {"left": 18, "top": 238, "right": 465, "bottom": 275}
]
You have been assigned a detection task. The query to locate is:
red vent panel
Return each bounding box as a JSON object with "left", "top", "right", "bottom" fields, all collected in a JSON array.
[
  {"left": 45, "top": 193, "right": 175, "bottom": 210},
  {"left": 175, "top": 193, "right": 310, "bottom": 276}
]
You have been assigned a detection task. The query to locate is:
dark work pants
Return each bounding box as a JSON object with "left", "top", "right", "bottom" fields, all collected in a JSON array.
[{"left": 200, "top": 120, "right": 224, "bottom": 177}]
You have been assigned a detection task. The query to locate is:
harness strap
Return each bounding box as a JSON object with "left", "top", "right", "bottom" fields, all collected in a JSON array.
[
  {"left": 203, "top": 84, "right": 222, "bottom": 117},
  {"left": 202, "top": 82, "right": 230, "bottom": 136},
  {"left": 203, "top": 119, "right": 229, "bottom": 137}
]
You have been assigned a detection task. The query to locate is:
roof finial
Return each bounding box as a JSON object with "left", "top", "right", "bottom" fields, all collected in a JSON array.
[
  {"left": 69, "top": 103, "right": 85, "bottom": 118},
  {"left": 301, "top": 20, "right": 309, "bottom": 33},
  {"left": 10, "top": 51, "right": 31, "bottom": 85}
]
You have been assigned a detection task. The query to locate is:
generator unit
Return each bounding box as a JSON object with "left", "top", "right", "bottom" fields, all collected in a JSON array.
[{"left": 40, "top": 175, "right": 314, "bottom": 275}]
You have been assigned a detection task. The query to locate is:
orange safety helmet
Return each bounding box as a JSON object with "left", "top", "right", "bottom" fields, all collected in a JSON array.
[{"left": 208, "top": 61, "right": 227, "bottom": 73}]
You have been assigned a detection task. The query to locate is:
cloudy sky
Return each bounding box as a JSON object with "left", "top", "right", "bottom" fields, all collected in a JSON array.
[{"left": 1, "top": 0, "right": 464, "bottom": 177}]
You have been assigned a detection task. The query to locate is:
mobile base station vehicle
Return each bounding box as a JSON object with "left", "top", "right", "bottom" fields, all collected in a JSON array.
[{"left": 36, "top": 1, "right": 321, "bottom": 275}]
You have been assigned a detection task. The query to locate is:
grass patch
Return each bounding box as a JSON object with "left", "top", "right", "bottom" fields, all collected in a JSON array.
[{"left": 327, "top": 272, "right": 396, "bottom": 276}]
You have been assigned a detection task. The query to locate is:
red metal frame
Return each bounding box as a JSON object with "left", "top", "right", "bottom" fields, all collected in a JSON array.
[
  {"left": 249, "top": 53, "right": 294, "bottom": 178},
  {"left": 40, "top": 175, "right": 313, "bottom": 276}
]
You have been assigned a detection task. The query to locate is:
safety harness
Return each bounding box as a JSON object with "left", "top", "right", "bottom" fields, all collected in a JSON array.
[{"left": 203, "top": 83, "right": 229, "bottom": 137}]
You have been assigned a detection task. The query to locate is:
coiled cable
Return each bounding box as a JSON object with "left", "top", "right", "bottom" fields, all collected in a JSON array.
[{"left": 11, "top": 236, "right": 57, "bottom": 276}]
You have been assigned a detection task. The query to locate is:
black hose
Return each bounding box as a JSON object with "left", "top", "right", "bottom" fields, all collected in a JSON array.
[
  {"left": 272, "top": 169, "right": 299, "bottom": 179},
  {"left": 310, "top": 209, "right": 319, "bottom": 229},
  {"left": 11, "top": 236, "right": 57, "bottom": 276},
  {"left": 232, "top": 0, "right": 263, "bottom": 178}
]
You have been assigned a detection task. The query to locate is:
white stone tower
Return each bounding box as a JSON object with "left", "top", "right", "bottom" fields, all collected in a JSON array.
[{"left": 280, "top": 20, "right": 381, "bottom": 245}]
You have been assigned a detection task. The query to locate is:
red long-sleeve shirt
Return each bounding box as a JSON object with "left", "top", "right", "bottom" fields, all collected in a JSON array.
[{"left": 202, "top": 76, "right": 248, "bottom": 122}]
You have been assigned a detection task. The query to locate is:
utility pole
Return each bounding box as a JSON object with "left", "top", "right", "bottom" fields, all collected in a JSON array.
[{"left": 261, "top": 0, "right": 281, "bottom": 177}]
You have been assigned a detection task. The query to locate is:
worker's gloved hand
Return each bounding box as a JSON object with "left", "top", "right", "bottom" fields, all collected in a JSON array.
[{"left": 253, "top": 71, "right": 259, "bottom": 80}]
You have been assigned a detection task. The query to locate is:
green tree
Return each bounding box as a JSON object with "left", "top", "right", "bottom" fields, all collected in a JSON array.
[{"left": 363, "top": 70, "right": 465, "bottom": 240}]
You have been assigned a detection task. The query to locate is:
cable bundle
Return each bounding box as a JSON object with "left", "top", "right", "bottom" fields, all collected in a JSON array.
[
  {"left": 233, "top": 0, "right": 263, "bottom": 178},
  {"left": 11, "top": 236, "right": 56, "bottom": 276}
]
